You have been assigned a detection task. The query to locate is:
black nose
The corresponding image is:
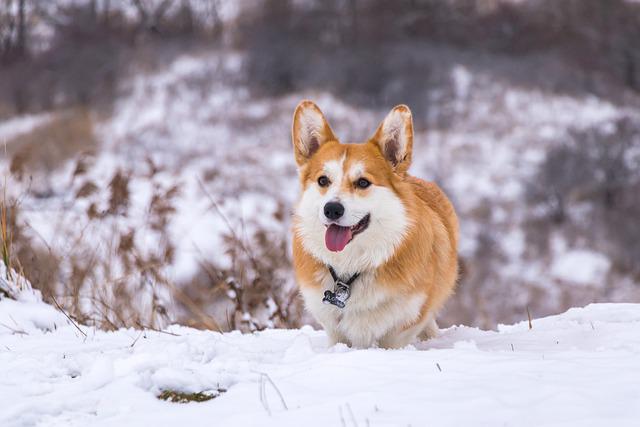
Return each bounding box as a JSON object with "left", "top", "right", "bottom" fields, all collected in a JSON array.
[{"left": 324, "top": 202, "right": 344, "bottom": 220}]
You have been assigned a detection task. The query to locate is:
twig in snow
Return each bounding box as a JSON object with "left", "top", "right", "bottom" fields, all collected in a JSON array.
[
  {"left": 135, "top": 321, "right": 180, "bottom": 336},
  {"left": 511, "top": 343, "right": 514, "bottom": 351},
  {"left": 130, "top": 331, "right": 144, "bottom": 347},
  {"left": 346, "top": 403, "right": 359, "bottom": 427},
  {"left": 590, "top": 321, "right": 595, "bottom": 330},
  {"left": 9, "top": 315, "right": 23, "bottom": 330},
  {"left": 339, "top": 406, "right": 347, "bottom": 427},
  {"left": 259, "top": 373, "right": 270, "bottom": 416},
  {"left": 265, "top": 373, "right": 287, "bottom": 409},
  {"left": 0, "top": 322, "right": 27, "bottom": 335},
  {"left": 257, "top": 372, "right": 288, "bottom": 415},
  {"left": 526, "top": 306, "right": 533, "bottom": 330},
  {"left": 436, "top": 362, "right": 442, "bottom": 372},
  {"left": 50, "top": 294, "right": 87, "bottom": 338}
]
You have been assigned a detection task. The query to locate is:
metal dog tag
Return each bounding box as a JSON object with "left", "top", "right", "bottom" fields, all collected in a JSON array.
[{"left": 322, "top": 280, "right": 351, "bottom": 308}]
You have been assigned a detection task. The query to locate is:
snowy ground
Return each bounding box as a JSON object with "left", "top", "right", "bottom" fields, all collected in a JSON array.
[{"left": 2, "top": 283, "right": 640, "bottom": 427}]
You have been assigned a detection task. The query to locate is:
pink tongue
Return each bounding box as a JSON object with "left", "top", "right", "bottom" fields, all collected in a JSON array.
[{"left": 325, "top": 224, "right": 353, "bottom": 252}]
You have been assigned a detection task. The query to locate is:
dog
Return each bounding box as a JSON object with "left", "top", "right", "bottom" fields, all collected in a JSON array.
[
  {"left": 292, "top": 101, "right": 458, "bottom": 348},
  {"left": 291, "top": 101, "right": 459, "bottom": 349}
]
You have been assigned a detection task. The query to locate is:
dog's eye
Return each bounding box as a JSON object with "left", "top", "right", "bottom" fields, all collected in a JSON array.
[
  {"left": 356, "top": 178, "right": 371, "bottom": 189},
  {"left": 317, "top": 176, "right": 330, "bottom": 187}
]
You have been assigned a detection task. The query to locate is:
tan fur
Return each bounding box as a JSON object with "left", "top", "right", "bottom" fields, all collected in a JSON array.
[{"left": 291, "top": 101, "right": 459, "bottom": 348}]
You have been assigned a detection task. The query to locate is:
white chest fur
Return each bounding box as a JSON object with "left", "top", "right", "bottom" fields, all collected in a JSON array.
[{"left": 300, "top": 271, "right": 426, "bottom": 348}]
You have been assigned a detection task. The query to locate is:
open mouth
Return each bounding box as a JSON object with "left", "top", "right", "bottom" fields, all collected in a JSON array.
[{"left": 325, "top": 214, "right": 371, "bottom": 252}]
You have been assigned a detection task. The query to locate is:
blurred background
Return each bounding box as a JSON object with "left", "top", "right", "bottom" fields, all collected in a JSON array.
[{"left": 1, "top": 0, "right": 639, "bottom": 332}]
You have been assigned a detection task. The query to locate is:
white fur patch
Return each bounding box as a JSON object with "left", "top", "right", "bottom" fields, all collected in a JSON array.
[
  {"left": 322, "top": 156, "right": 345, "bottom": 187},
  {"left": 297, "top": 108, "right": 326, "bottom": 156},
  {"left": 379, "top": 108, "right": 411, "bottom": 163},
  {"left": 348, "top": 162, "right": 365, "bottom": 180},
  {"left": 382, "top": 109, "right": 407, "bottom": 139}
]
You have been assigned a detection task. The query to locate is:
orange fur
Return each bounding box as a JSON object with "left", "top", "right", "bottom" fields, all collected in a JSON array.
[{"left": 291, "top": 101, "right": 459, "bottom": 348}]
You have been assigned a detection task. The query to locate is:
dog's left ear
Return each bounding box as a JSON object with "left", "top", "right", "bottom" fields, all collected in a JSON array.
[{"left": 370, "top": 105, "right": 414, "bottom": 175}]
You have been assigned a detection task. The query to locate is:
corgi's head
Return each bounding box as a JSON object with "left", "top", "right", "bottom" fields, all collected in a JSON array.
[{"left": 292, "top": 100, "right": 414, "bottom": 271}]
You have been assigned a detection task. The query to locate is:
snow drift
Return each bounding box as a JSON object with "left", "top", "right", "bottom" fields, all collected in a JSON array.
[{"left": 1, "top": 270, "right": 639, "bottom": 427}]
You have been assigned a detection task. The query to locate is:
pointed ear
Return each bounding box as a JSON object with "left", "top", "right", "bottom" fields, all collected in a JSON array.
[
  {"left": 370, "top": 105, "right": 414, "bottom": 174},
  {"left": 292, "top": 100, "right": 337, "bottom": 167}
]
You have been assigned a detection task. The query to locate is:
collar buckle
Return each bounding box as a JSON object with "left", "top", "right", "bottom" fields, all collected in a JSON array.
[
  {"left": 322, "top": 265, "right": 359, "bottom": 309},
  {"left": 322, "top": 280, "right": 351, "bottom": 308}
]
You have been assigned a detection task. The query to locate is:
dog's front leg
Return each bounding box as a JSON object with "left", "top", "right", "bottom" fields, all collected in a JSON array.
[
  {"left": 325, "top": 327, "right": 349, "bottom": 347},
  {"left": 380, "top": 314, "right": 439, "bottom": 349}
]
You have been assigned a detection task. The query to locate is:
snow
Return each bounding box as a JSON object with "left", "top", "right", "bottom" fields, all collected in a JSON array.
[
  {"left": 552, "top": 250, "right": 612, "bottom": 286},
  {"left": 2, "top": 284, "right": 640, "bottom": 426},
  {"left": 0, "top": 113, "right": 52, "bottom": 143}
]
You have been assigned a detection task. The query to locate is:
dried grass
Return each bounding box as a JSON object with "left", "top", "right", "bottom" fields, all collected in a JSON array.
[
  {"left": 5, "top": 127, "right": 305, "bottom": 332},
  {"left": 8, "top": 109, "right": 96, "bottom": 184}
]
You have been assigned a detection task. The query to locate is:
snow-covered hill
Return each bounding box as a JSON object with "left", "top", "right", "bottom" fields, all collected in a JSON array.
[
  {"left": 2, "top": 281, "right": 639, "bottom": 426},
  {"left": 5, "top": 49, "right": 640, "bottom": 332}
]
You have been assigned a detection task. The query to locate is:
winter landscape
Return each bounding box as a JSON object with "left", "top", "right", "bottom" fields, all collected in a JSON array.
[{"left": 1, "top": 0, "right": 640, "bottom": 425}]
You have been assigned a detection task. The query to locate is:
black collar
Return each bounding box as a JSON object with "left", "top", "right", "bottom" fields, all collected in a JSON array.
[{"left": 322, "top": 266, "right": 360, "bottom": 308}]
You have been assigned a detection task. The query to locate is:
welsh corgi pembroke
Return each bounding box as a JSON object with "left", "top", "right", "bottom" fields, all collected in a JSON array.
[{"left": 291, "top": 101, "right": 459, "bottom": 349}]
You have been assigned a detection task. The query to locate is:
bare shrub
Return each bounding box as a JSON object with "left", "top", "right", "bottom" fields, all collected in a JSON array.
[
  {"left": 0, "top": 189, "right": 60, "bottom": 298},
  {"left": 62, "top": 163, "right": 179, "bottom": 330},
  {"left": 0, "top": 0, "right": 225, "bottom": 117},
  {"left": 6, "top": 148, "right": 307, "bottom": 332},
  {"left": 0, "top": 4, "right": 128, "bottom": 115},
  {"left": 239, "top": 0, "right": 640, "bottom": 112},
  {"left": 178, "top": 184, "right": 302, "bottom": 332},
  {"left": 526, "top": 116, "right": 640, "bottom": 275},
  {"left": 440, "top": 199, "right": 511, "bottom": 329}
]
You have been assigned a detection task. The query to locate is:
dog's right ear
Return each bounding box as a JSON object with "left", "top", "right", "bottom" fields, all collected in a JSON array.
[{"left": 292, "top": 100, "right": 337, "bottom": 167}]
